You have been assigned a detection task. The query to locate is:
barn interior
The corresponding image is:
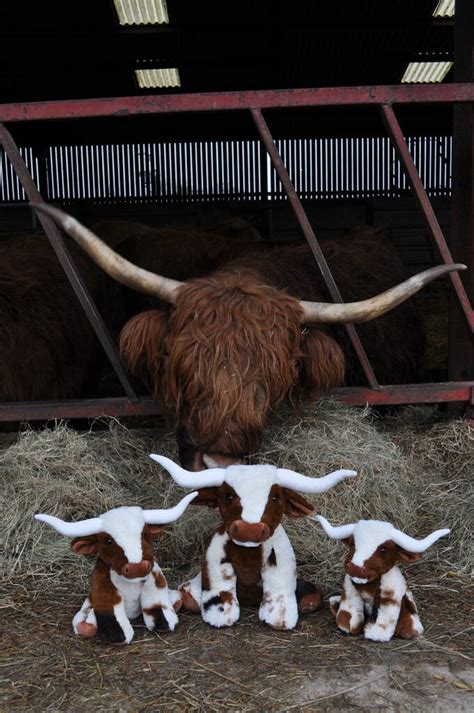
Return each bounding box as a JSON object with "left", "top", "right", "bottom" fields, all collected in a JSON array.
[
  {"left": 1, "top": 4, "right": 474, "bottom": 710},
  {"left": 0, "top": 0, "right": 472, "bottom": 405}
]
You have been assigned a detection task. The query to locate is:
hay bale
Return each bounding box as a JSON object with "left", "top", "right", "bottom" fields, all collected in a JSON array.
[{"left": 1, "top": 401, "right": 472, "bottom": 597}]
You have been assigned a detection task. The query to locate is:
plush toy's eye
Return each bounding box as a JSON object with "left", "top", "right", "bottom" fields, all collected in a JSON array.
[
  {"left": 105, "top": 537, "right": 113, "bottom": 545},
  {"left": 225, "top": 493, "right": 235, "bottom": 503},
  {"left": 379, "top": 546, "right": 387, "bottom": 554},
  {"left": 271, "top": 494, "right": 280, "bottom": 503}
]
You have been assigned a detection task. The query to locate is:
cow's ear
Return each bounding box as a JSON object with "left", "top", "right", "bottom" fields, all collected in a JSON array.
[
  {"left": 71, "top": 535, "right": 98, "bottom": 556},
  {"left": 190, "top": 487, "right": 220, "bottom": 508},
  {"left": 396, "top": 547, "right": 423, "bottom": 563},
  {"left": 282, "top": 489, "right": 315, "bottom": 518},
  {"left": 144, "top": 524, "right": 166, "bottom": 540},
  {"left": 299, "top": 329, "right": 345, "bottom": 392},
  {"left": 119, "top": 310, "right": 168, "bottom": 382}
]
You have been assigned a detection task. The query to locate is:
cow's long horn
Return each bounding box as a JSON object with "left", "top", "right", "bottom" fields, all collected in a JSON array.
[
  {"left": 35, "top": 513, "right": 103, "bottom": 537},
  {"left": 143, "top": 491, "right": 199, "bottom": 524},
  {"left": 277, "top": 467, "right": 357, "bottom": 493},
  {"left": 150, "top": 454, "right": 226, "bottom": 488},
  {"left": 30, "top": 203, "right": 183, "bottom": 304},
  {"left": 391, "top": 526, "right": 451, "bottom": 553},
  {"left": 299, "top": 264, "right": 466, "bottom": 324},
  {"left": 312, "top": 514, "right": 356, "bottom": 540}
]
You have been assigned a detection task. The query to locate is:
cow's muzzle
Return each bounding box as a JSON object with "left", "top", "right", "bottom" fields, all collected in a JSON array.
[
  {"left": 345, "top": 561, "right": 371, "bottom": 583},
  {"left": 121, "top": 560, "right": 152, "bottom": 579},
  {"left": 229, "top": 520, "right": 270, "bottom": 544}
]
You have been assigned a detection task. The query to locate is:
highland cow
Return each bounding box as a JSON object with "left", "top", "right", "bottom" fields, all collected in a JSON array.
[{"left": 32, "top": 203, "right": 465, "bottom": 468}]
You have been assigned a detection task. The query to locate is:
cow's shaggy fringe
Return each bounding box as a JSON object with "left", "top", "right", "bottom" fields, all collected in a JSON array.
[{"left": 1, "top": 400, "right": 472, "bottom": 595}]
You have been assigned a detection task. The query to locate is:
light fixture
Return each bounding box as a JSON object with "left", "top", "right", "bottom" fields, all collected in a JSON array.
[
  {"left": 113, "top": 0, "right": 169, "bottom": 26},
  {"left": 401, "top": 61, "right": 453, "bottom": 84},
  {"left": 433, "top": 0, "right": 455, "bottom": 17},
  {"left": 135, "top": 68, "right": 181, "bottom": 88}
]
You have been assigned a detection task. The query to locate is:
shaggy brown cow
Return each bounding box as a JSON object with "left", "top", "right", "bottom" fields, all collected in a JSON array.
[
  {"left": 32, "top": 203, "right": 465, "bottom": 468},
  {"left": 0, "top": 234, "right": 107, "bottom": 403}
]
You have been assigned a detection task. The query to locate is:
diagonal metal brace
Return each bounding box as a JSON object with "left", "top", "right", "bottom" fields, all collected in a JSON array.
[{"left": 0, "top": 122, "right": 139, "bottom": 402}]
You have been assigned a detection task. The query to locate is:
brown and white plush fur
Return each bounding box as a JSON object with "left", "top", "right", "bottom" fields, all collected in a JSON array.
[
  {"left": 35, "top": 496, "right": 197, "bottom": 644},
  {"left": 315, "top": 517, "right": 450, "bottom": 642},
  {"left": 152, "top": 456, "right": 357, "bottom": 630},
  {"left": 69, "top": 510, "right": 182, "bottom": 644}
]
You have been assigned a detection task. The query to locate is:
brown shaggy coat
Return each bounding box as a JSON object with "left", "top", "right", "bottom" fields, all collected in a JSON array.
[{"left": 119, "top": 226, "right": 423, "bottom": 464}]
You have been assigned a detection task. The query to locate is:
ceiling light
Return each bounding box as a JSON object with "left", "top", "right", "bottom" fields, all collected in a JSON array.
[
  {"left": 113, "top": 0, "right": 169, "bottom": 26},
  {"left": 401, "top": 61, "right": 453, "bottom": 84},
  {"left": 135, "top": 68, "right": 181, "bottom": 88},
  {"left": 433, "top": 0, "right": 455, "bottom": 17}
]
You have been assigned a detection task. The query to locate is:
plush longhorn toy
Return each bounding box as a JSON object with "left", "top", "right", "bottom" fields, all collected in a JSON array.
[
  {"left": 151, "top": 454, "right": 357, "bottom": 631},
  {"left": 35, "top": 492, "right": 197, "bottom": 644},
  {"left": 314, "top": 515, "right": 451, "bottom": 642}
]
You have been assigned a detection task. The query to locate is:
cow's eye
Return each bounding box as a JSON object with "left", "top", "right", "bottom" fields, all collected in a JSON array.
[{"left": 105, "top": 537, "right": 113, "bottom": 545}]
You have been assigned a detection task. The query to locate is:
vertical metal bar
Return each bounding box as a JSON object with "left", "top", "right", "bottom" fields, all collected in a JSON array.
[
  {"left": 380, "top": 103, "right": 474, "bottom": 333},
  {"left": 0, "top": 121, "right": 139, "bottom": 401},
  {"left": 251, "top": 108, "right": 380, "bottom": 388}
]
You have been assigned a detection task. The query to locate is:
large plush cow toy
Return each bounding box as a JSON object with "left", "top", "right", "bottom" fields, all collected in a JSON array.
[
  {"left": 315, "top": 515, "right": 450, "bottom": 642},
  {"left": 151, "top": 454, "right": 357, "bottom": 631},
  {"left": 35, "top": 492, "right": 197, "bottom": 644}
]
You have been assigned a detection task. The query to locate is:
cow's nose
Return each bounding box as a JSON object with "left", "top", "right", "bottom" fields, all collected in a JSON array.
[
  {"left": 122, "top": 560, "right": 152, "bottom": 579},
  {"left": 229, "top": 520, "right": 270, "bottom": 543},
  {"left": 345, "top": 561, "right": 368, "bottom": 579}
]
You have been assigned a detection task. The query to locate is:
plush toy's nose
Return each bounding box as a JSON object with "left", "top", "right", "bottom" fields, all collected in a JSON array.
[
  {"left": 122, "top": 560, "right": 152, "bottom": 579},
  {"left": 345, "top": 561, "right": 369, "bottom": 579},
  {"left": 229, "top": 520, "right": 270, "bottom": 543}
]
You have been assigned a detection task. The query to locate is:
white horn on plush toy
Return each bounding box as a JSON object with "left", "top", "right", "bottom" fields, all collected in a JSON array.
[
  {"left": 150, "top": 454, "right": 226, "bottom": 488},
  {"left": 143, "top": 491, "right": 199, "bottom": 524},
  {"left": 390, "top": 526, "right": 451, "bottom": 552},
  {"left": 277, "top": 468, "right": 357, "bottom": 494},
  {"left": 313, "top": 514, "right": 356, "bottom": 539},
  {"left": 35, "top": 513, "right": 103, "bottom": 537}
]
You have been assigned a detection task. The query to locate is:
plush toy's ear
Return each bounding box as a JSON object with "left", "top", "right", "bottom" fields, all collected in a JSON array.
[
  {"left": 282, "top": 489, "right": 315, "bottom": 518},
  {"left": 144, "top": 524, "right": 166, "bottom": 540},
  {"left": 299, "top": 329, "right": 345, "bottom": 393},
  {"left": 190, "top": 487, "right": 220, "bottom": 508},
  {"left": 396, "top": 547, "right": 423, "bottom": 564},
  {"left": 119, "top": 310, "right": 168, "bottom": 388},
  {"left": 71, "top": 535, "right": 98, "bottom": 556}
]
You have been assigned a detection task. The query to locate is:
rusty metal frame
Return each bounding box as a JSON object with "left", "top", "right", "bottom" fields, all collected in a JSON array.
[{"left": 0, "top": 82, "right": 473, "bottom": 422}]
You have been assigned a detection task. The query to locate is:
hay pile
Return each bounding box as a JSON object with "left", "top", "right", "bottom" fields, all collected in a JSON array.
[{"left": 1, "top": 401, "right": 472, "bottom": 596}]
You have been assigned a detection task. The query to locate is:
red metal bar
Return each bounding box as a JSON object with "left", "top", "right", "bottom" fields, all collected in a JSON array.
[
  {"left": 0, "top": 122, "right": 139, "bottom": 402},
  {"left": 380, "top": 104, "right": 474, "bottom": 334},
  {"left": 0, "top": 84, "right": 473, "bottom": 123},
  {"left": 0, "top": 383, "right": 472, "bottom": 422},
  {"left": 251, "top": 108, "right": 380, "bottom": 389}
]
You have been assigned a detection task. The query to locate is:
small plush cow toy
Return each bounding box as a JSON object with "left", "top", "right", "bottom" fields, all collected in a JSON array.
[
  {"left": 151, "top": 454, "right": 357, "bottom": 631},
  {"left": 315, "top": 515, "right": 450, "bottom": 642},
  {"left": 35, "top": 492, "right": 197, "bottom": 644}
]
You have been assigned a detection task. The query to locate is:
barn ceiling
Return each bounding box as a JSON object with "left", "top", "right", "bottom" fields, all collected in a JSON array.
[{"left": 0, "top": 0, "right": 456, "bottom": 141}]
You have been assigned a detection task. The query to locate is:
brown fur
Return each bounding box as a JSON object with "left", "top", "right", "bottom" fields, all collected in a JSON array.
[
  {"left": 119, "top": 227, "right": 423, "bottom": 462},
  {"left": 344, "top": 538, "right": 421, "bottom": 582},
  {"left": 0, "top": 235, "right": 108, "bottom": 403},
  {"left": 89, "top": 559, "right": 122, "bottom": 614},
  {"left": 395, "top": 595, "right": 421, "bottom": 639}
]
